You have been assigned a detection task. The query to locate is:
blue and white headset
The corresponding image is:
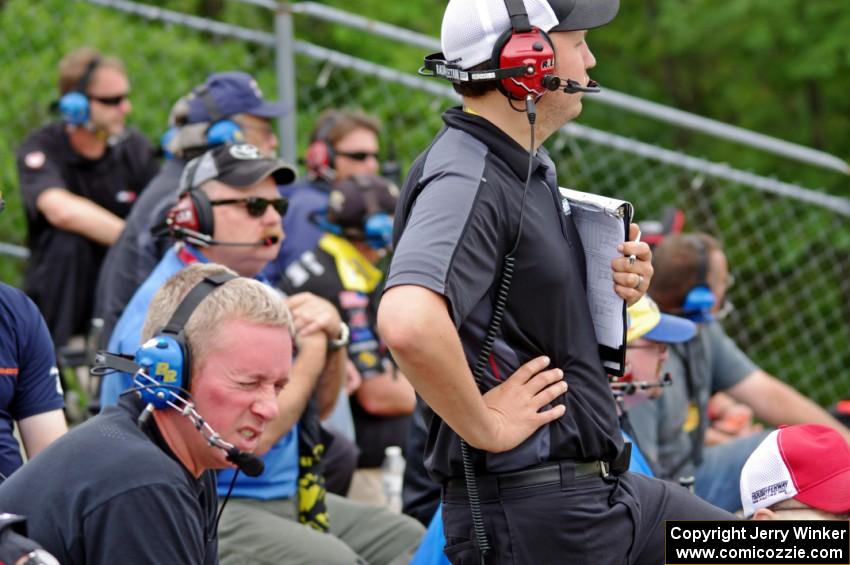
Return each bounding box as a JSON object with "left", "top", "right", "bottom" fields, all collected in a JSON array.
[
  {"left": 133, "top": 272, "right": 237, "bottom": 408},
  {"left": 314, "top": 176, "right": 395, "bottom": 250},
  {"left": 57, "top": 56, "right": 102, "bottom": 126},
  {"left": 193, "top": 84, "right": 245, "bottom": 147},
  {"left": 680, "top": 235, "right": 716, "bottom": 323}
]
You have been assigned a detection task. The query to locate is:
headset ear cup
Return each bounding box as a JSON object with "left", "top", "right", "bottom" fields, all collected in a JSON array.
[
  {"left": 133, "top": 335, "right": 189, "bottom": 408},
  {"left": 189, "top": 190, "right": 215, "bottom": 237},
  {"left": 206, "top": 119, "right": 245, "bottom": 146},
  {"left": 58, "top": 92, "right": 90, "bottom": 125},
  {"left": 305, "top": 140, "right": 334, "bottom": 176},
  {"left": 682, "top": 285, "right": 716, "bottom": 322},
  {"left": 492, "top": 26, "right": 555, "bottom": 100}
]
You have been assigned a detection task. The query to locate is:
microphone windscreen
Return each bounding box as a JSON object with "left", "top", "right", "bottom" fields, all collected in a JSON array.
[{"left": 226, "top": 448, "right": 265, "bottom": 477}]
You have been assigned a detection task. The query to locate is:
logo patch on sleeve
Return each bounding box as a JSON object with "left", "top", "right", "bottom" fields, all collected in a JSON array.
[{"left": 24, "top": 151, "right": 46, "bottom": 169}]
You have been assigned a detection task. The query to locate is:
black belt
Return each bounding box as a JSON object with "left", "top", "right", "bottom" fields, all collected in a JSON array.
[{"left": 444, "top": 459, "right": 612, "bottom": 499}]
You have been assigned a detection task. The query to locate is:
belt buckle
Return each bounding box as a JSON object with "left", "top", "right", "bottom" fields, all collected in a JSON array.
[{"left": 599, "top": 461, "right": 610, "bottom": 478}]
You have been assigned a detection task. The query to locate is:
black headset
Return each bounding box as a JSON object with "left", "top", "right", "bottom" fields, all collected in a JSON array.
[{"left": 133, "top": 272, "right": 237, "bottom": 408}]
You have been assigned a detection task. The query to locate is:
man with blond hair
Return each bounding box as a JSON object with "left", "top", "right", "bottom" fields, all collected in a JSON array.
[{"left": 0, "top": 263, "right": 294, "bottom": 564}]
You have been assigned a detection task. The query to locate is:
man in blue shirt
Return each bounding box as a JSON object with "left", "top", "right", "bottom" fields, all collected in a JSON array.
[
  {"left": 95, "top": 71, "right": 288, "bottom": 344},
  {"left": 0, "top": 191, "right": 66, "bottom": 483},
  {"left": 99, "top": 146, "right": 423, "bottom": 564}
]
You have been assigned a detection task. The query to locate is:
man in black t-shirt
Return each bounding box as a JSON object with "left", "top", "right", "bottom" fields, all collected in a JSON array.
[
  {"left": 0, "top": 263, "right": 294, "bottom": 565},
  {"left": 378, "top": 1, "right": 733, "bottom": 563},
  {"left": 281, "top": 174, "right": 415, "bottom": 503},
  {"left": 16, "top": 47, "right": 159, "bottom": 348}
]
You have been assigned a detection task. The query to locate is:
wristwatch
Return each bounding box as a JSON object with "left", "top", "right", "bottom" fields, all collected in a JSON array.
[{"left": 328, "top": 322, "right": 350, "bottom": 352}]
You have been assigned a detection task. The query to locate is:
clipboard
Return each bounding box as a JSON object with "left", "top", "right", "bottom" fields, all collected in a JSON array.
[{"left": 559, "top": 187, "right": 633, "bottom": 377}]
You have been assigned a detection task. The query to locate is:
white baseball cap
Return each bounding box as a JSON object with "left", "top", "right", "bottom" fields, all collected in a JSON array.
[{"left": 441, "top": 0, "right": 620, "bottom": 70}]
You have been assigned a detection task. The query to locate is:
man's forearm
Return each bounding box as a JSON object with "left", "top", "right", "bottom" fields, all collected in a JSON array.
[
  {"left": 37, "top": 188, "right": 125, "bottom": 245},
  {"left": 729, "top": 370, "right": 850, "bottom": 443},
  {"left": 355, "top": 369, "right": 416, "bottom": 416},
  {"left": 258, "top": 334, "right": 327, "bottom": 453},
  {"left": 378, "top": 287, "right": 494, "bottom": 449},
  {"left": 316, "top": 347, "right": 346, "bottom": 419}
]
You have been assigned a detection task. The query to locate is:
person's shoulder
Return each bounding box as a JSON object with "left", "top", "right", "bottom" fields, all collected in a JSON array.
[
  {"left": 17, "top": 123, "right": 65, "bottom": 161},
  {"left": 0, "top": 283, "right": 40, "bottom": 324},
  {"left": 119, "top": 128, "right": 156, "bottom": 151}
]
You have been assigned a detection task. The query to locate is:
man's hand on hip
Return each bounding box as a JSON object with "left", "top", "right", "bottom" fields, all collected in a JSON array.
[{"left": 475, "top": 356, "right": 567, "bottom": 453}]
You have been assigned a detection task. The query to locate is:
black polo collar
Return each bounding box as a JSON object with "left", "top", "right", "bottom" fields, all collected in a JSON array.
[{"left": 442, "top": 106, "right": 549, "bottom": 182}]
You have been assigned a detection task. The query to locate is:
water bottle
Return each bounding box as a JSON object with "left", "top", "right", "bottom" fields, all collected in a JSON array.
[{"left": 381, "top": 445, "right": 405, "bottom": 513}]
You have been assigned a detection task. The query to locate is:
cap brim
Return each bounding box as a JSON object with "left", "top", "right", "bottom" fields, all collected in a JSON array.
[
  {"left": 245, "top": 100, "right": 288, "bottom": 118},
  {"left": 549, "top": 0, "right": 620, "bottom": 32},
  {"left": 643, "top": 313, "right": 697, "bottom": 343},
  {"left": 794, "top": 470, "right": 850, "bottom": 514},
  {"left": 221, "top": 160, "right": 297, "bottom": 188}
]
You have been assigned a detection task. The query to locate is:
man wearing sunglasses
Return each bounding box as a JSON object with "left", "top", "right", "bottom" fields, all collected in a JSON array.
[
  {"left": 99, "top": 144, "right": 423, "bottom": 564},
  {"left": 16, "top": 46, "right": 159, "bottom": 351},
  {"left": 95, "top": 71, "right": 287, "bottom": 353},
  {"left": 262, "top": 109, "right": 383, "bottom": 285}
]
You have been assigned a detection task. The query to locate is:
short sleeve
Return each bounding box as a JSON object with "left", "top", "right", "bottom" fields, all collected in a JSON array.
[
  {"left": 703, "top": 322, "right": 758, "bottom": 392},
  {"left": 16, "top": 139, "right": 67, "bottom": 217},
  {"left": 10, "top": 291, "right": 63, "bottom": 419},
  {"left": 386, "top": 167, "right": 510, "bottom": 327}
]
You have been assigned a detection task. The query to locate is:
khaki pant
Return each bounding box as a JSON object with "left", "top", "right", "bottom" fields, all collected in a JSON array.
[{"left": 218, "top": 492, "right": 423, "bottom": 565}]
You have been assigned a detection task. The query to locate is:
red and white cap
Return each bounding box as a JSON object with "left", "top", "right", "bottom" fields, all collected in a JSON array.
[{"left": 739, "top": 424, "right": 850, "bottom": 517}]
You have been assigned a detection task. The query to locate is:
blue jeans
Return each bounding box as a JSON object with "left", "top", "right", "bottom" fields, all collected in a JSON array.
[{"left": 695, "top": 430, "right": 771, "bottom": 512}]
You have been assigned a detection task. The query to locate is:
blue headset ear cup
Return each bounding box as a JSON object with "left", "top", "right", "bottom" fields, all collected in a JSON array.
[
  {"left": 314, "top": 212, "right": 343, "bottom": 236},
  {"left": 58, "top": 92, "right": 90, "bottom": 125},
  {"left": 133, "top": 335, "right": 189, "bottom": 409},
  {"left": 364, "top": 212, "right": 393, "bottom": 249},
  {"left": 206, "top": 120, "right": 245, "bottom": 146},
  {"left": 681, "top": 285, "right": 715, "bottom": 323}
]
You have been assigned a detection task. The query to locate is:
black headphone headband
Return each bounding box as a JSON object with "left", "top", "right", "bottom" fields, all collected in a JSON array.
[
  {"left": 194, "top": 84, "right": 226, "bottom": 123},
  {"left": 161, "top": 273, "right": 238, "bottom": 338},
  {"left": 420, "top": 53, "right": 529, "bottom": 84},
  {"left": 687, "top": 235, "right": 709, "bottom": 285},
  {"left": 75, "top": 56, "right": 102, "bottom": 95},
  {"left": 503, "top": 0, "right": 532, "bottom": 32}
]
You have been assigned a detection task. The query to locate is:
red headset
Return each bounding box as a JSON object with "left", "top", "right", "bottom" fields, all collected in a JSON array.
[
  {"left": 420, "top": 0, "right": 598, "bottom": 100},
  {"left": 421, "top": 0, "right": 557, "bottom": 101},
  {"left": 492, "top": 0, "right": 557, "bottom": 100},
  {"left": 304, "top": 112, "right": 341, "bottom": 181}
]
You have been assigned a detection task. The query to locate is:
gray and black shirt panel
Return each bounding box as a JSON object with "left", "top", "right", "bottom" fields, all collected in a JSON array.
[{"left": 385, "top": 107, "right": 622, "bottom": 482}]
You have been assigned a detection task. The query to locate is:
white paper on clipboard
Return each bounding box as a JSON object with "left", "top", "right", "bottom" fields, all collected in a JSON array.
[{"left": 559, "top": 187, "right": 633, "bottom": 377}]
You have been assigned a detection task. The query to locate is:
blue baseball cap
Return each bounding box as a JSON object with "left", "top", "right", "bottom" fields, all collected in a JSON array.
[
  {"left": 186, "top": 71, "right": 287, "bottom": 124},
  {"left": 627, "top": 296, "right": 696, "bottom": 344}
]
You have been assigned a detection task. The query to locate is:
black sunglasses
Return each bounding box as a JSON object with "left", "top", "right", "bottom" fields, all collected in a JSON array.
[
  {"left": 89, "top": 93, "right": 130, "bottom": 106},
  {"left": 335, "top": 150, "right": 380, "bottom": 162},
  {"left": 209, "top": 197, "right": 289, "bottom": 218}
]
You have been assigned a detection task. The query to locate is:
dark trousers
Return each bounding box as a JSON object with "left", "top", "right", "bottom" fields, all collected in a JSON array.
[{"left": 441, "top": 469, "right": 734, "bottom": 565}]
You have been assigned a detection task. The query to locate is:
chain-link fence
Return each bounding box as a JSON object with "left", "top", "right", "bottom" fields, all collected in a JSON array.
[{"left": 1, "top": 0, "right": 848, "bottom": 407}]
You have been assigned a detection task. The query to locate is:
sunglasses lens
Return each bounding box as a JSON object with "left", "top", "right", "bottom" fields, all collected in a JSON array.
[
  {"left": 246, "top": 198, "right": 268, "bottom": 217},
  {"left": 272, "top": 199, "right": 289, "bottom": 215},
  {"left": 93, "top": 95, "right": 128, "bottom": 106},
  {"left": 245, "top": 198, "right": 288, "bottom": 217},
  {"left": 339, "top": 151, "right": 378, "bottom": 161}
]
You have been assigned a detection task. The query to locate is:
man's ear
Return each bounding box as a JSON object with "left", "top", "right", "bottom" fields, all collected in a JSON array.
[{"left": 752, "top": 508, "right": 776, "bottom": 521}]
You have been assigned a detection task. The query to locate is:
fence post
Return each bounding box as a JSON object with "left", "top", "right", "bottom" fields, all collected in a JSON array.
[{"left": 274, "top": 2, "right": 298, "bottom": 165}]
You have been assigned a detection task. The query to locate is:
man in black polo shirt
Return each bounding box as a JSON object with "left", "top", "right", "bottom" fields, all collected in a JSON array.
[
  {"left": 16, "top": 46, "right": 159, "bottom": 349},
  {"left": 378, "top": 0, "right": 733, "bottom": 563}
]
